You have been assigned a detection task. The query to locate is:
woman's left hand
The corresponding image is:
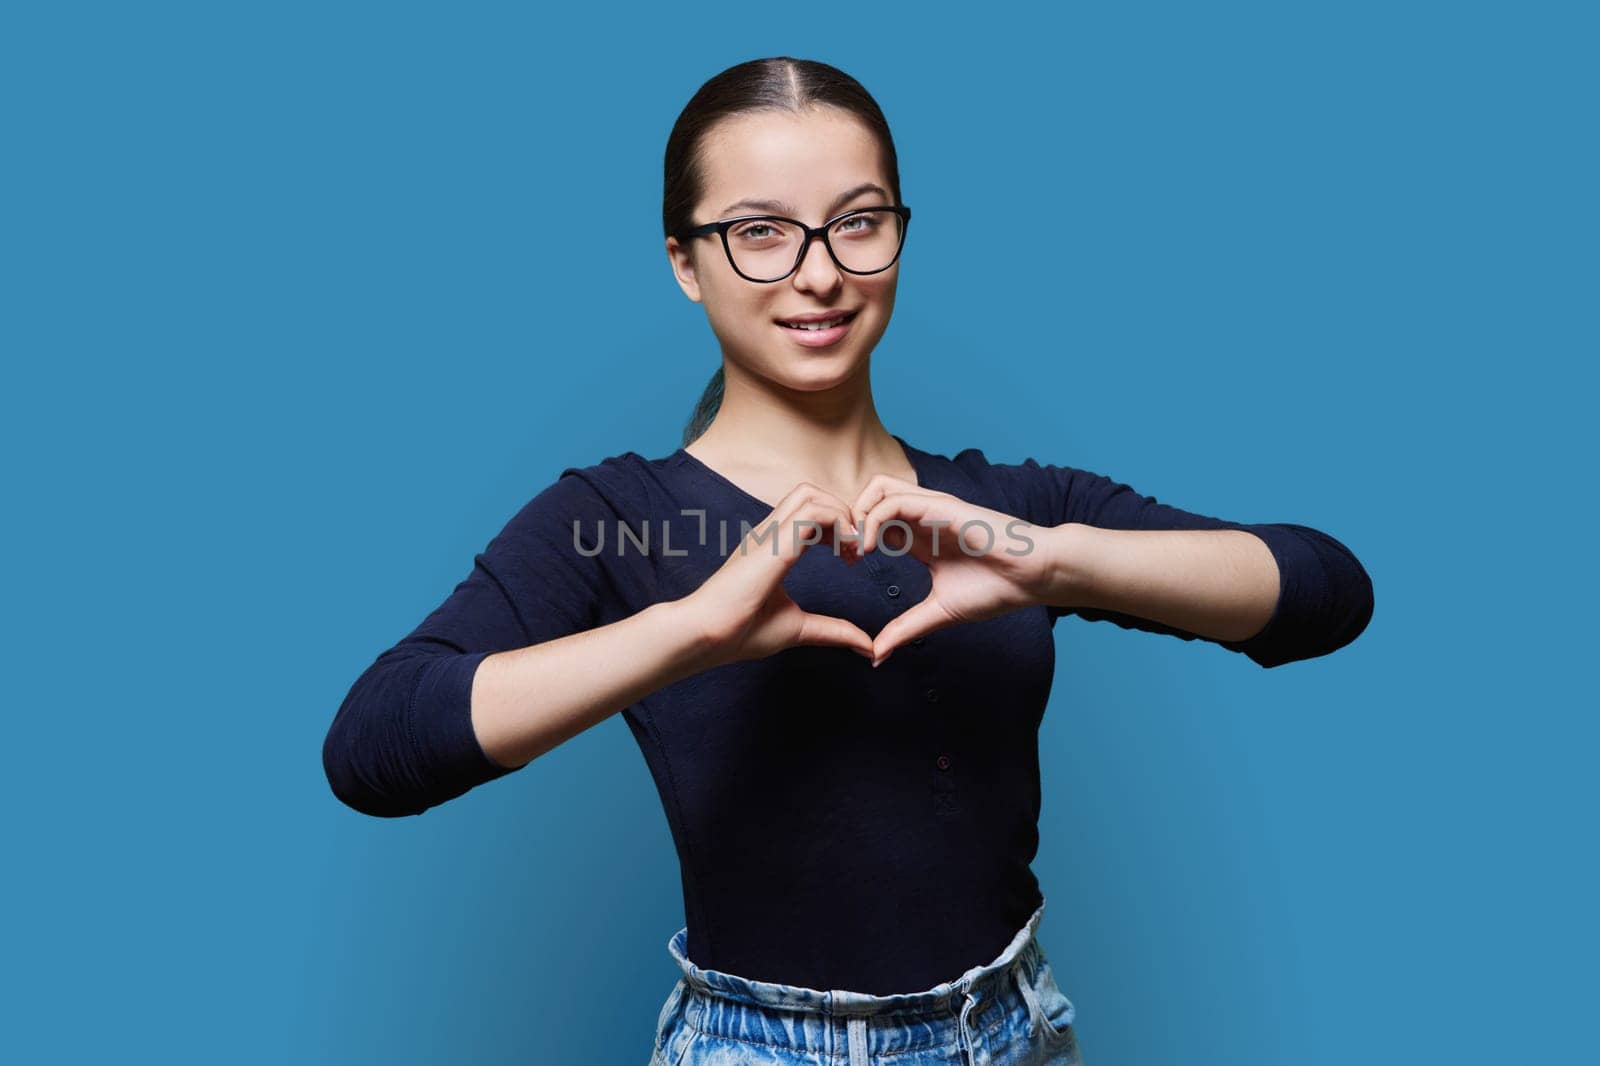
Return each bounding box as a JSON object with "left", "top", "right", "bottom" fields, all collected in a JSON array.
[{"left": 850, "top": 474, "right": 1062, "bottom": 665}]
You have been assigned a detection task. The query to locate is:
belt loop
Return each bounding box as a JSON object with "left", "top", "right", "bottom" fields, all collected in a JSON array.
[{"left": 846, "top": 1015, "right": 869, "bottom": 1066}]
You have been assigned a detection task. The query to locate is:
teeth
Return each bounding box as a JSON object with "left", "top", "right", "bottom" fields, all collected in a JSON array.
[{"left": 782, "top": 315, "right": 848, "bottom": 330}]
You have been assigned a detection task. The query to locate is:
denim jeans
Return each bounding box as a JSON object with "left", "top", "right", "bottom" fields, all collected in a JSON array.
[{"left": 649, "top": 895, "right": 1084, "bottom": 1065}]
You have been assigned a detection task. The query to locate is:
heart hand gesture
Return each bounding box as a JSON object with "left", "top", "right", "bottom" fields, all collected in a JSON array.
[
  {"left": 681, "top": 482, "right": 875, "bottom": 668},
  {"left": 850, "top": 474, "right": 1054, "bottom": 665}
]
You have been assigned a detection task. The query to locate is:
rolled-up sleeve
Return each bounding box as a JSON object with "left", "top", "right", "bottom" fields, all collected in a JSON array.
[
  {"left": 993, "top": 456, "right": 1374, "bottom": 669},
  {"left": 322, "top": 471, "right": 617, "bottom": 818}
]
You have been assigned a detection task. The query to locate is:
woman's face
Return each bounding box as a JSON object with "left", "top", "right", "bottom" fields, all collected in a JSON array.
[{"left": 666, "top": 106, "right": 901, "bottom": 394}]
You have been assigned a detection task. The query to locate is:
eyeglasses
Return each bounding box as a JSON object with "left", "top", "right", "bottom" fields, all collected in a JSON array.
[{"left": 675, "top": 205, "right": 912, "bottom": 284}]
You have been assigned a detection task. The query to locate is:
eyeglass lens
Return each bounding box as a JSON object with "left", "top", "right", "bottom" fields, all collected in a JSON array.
[{"left": 726, "top": 210, "right": 904, "bottom": 281}]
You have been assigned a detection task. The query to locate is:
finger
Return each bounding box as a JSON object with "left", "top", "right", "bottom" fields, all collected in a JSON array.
[
  {"left": 744, "top": 498, "right": 859, "bottom": 563},
  {"left": 850, "top": 473, "right": 937, "bottom": 529},
  {"left": 872, "top": 596, "right": 954, "bottom": 666},
  {"left": 785, "top": 500, "right": 862, "bottom": 561},
  {"left": 795, "top": 611, "right": 875, "bottom": 659},
  {"left": 775, "top": 493, "right": 853, "bottom": 541},
  {"left": 859, "top": 491, "right": 950, "bottom": 556},
  {"left": 773, "top": 481, "right": 861, "bottom": 529}
]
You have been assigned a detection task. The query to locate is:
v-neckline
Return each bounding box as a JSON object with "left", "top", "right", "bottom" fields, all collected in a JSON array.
[{"left": 673, "top": 433, "right": 929, "bottom": 512}]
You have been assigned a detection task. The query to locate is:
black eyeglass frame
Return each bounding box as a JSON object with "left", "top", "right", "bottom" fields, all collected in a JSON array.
[{"left": 675, "top": 204, "right": 913, "bottom": 284}]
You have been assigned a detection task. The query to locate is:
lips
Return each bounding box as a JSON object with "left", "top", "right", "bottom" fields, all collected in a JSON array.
[{"left": 775, "top": 309, "right": 860, "bottom": 331}]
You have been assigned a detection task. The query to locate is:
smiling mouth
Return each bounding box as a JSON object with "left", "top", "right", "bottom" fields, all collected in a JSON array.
[{"left": 776, "top": 309, "right": 860, "bottom": 331}]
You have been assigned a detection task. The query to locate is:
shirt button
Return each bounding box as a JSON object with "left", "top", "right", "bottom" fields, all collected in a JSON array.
[
  {"left": 936, "top": 754, "right": 951, "bottom": 771},
  {"left": 924, "top": 688, "right": 939, "bottom": 703},
  {"left": 886, "top": 584, "right": 901, "bottom": 597}
]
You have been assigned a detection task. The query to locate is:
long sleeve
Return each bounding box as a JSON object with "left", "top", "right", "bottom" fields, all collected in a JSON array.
[
  {"left": 322, "top": 471, "right": 617, "bottom": 818},
  {"left": 990, "top": 456, "right": 1374, "bottom": 669}
]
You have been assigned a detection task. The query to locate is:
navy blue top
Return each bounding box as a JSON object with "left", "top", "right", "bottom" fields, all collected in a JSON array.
[{"left": 323, "top": 435, "right": 1373, "bottom": 994}]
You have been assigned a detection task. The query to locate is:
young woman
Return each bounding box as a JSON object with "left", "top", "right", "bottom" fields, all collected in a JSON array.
[{"left": 324, "top": 57, "right": 1374, "bottom": 1066}]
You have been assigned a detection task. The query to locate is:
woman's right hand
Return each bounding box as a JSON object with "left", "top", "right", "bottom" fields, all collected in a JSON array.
[{"left": 680, "top": 482, "right": 875, "bottom": 667}]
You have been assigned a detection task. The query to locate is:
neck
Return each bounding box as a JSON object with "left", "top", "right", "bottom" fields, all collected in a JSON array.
[{"left": 686, "top": 356, "right": 909, "bottom": 496}]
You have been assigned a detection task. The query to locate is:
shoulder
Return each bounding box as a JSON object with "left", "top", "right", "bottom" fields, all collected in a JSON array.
[
  {"left": 482, "top": 449, "right": 677, "bottom": 614},
  {"left": 519, "top": 447, "right": 684, "bottom": 520},
  {"left": 911, "top": 440, "right": 1094, "bottom": 528}
]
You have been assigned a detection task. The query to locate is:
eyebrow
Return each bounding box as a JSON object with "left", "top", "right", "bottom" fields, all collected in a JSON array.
[{"left": 718, "top": 182, "right": 891, "bottom": 220}]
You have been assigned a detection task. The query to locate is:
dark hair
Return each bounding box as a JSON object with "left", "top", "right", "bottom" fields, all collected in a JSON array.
[{"left": 664, "top": 57, "right": 904, "bottom": 447}]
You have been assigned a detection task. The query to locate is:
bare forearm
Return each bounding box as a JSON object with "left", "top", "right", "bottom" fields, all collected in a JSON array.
[
  {"left": 471, "top": 599, "right": 723, "bottom": 770},
  {"left": 1041, "top": 523, "right": 1280, "bottom": 642}
]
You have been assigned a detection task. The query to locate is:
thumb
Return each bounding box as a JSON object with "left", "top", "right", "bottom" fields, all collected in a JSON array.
[
  {"left": 872, "top": 598, "right": 951, "bottom": 666},
  {"left": 794, "top": 611, "right": 875, "bottom": 660}
]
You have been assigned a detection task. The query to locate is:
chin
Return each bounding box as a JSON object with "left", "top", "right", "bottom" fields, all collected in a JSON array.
[{"left": 777, "top": 353, "right": 870, "bottom": 391}]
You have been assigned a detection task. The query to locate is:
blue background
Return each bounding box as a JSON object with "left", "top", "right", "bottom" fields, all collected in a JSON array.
[{"left": 5, "top": 2, "right": 1593, "bottom": 1063}]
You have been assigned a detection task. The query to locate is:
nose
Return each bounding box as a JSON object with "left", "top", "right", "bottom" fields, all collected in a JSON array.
[{"left": 792, "top": 232, "right": 843, "bottom": 293}]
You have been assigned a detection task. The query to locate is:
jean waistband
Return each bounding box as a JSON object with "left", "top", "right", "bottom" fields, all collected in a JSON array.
[{"left": 665, "top": 895, "right": 1049, "bottom": 1019}]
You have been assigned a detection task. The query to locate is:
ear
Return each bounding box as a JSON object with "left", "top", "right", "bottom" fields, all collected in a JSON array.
[{"left": 665, "top": 237, "right": 703, "bottom": 303}]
